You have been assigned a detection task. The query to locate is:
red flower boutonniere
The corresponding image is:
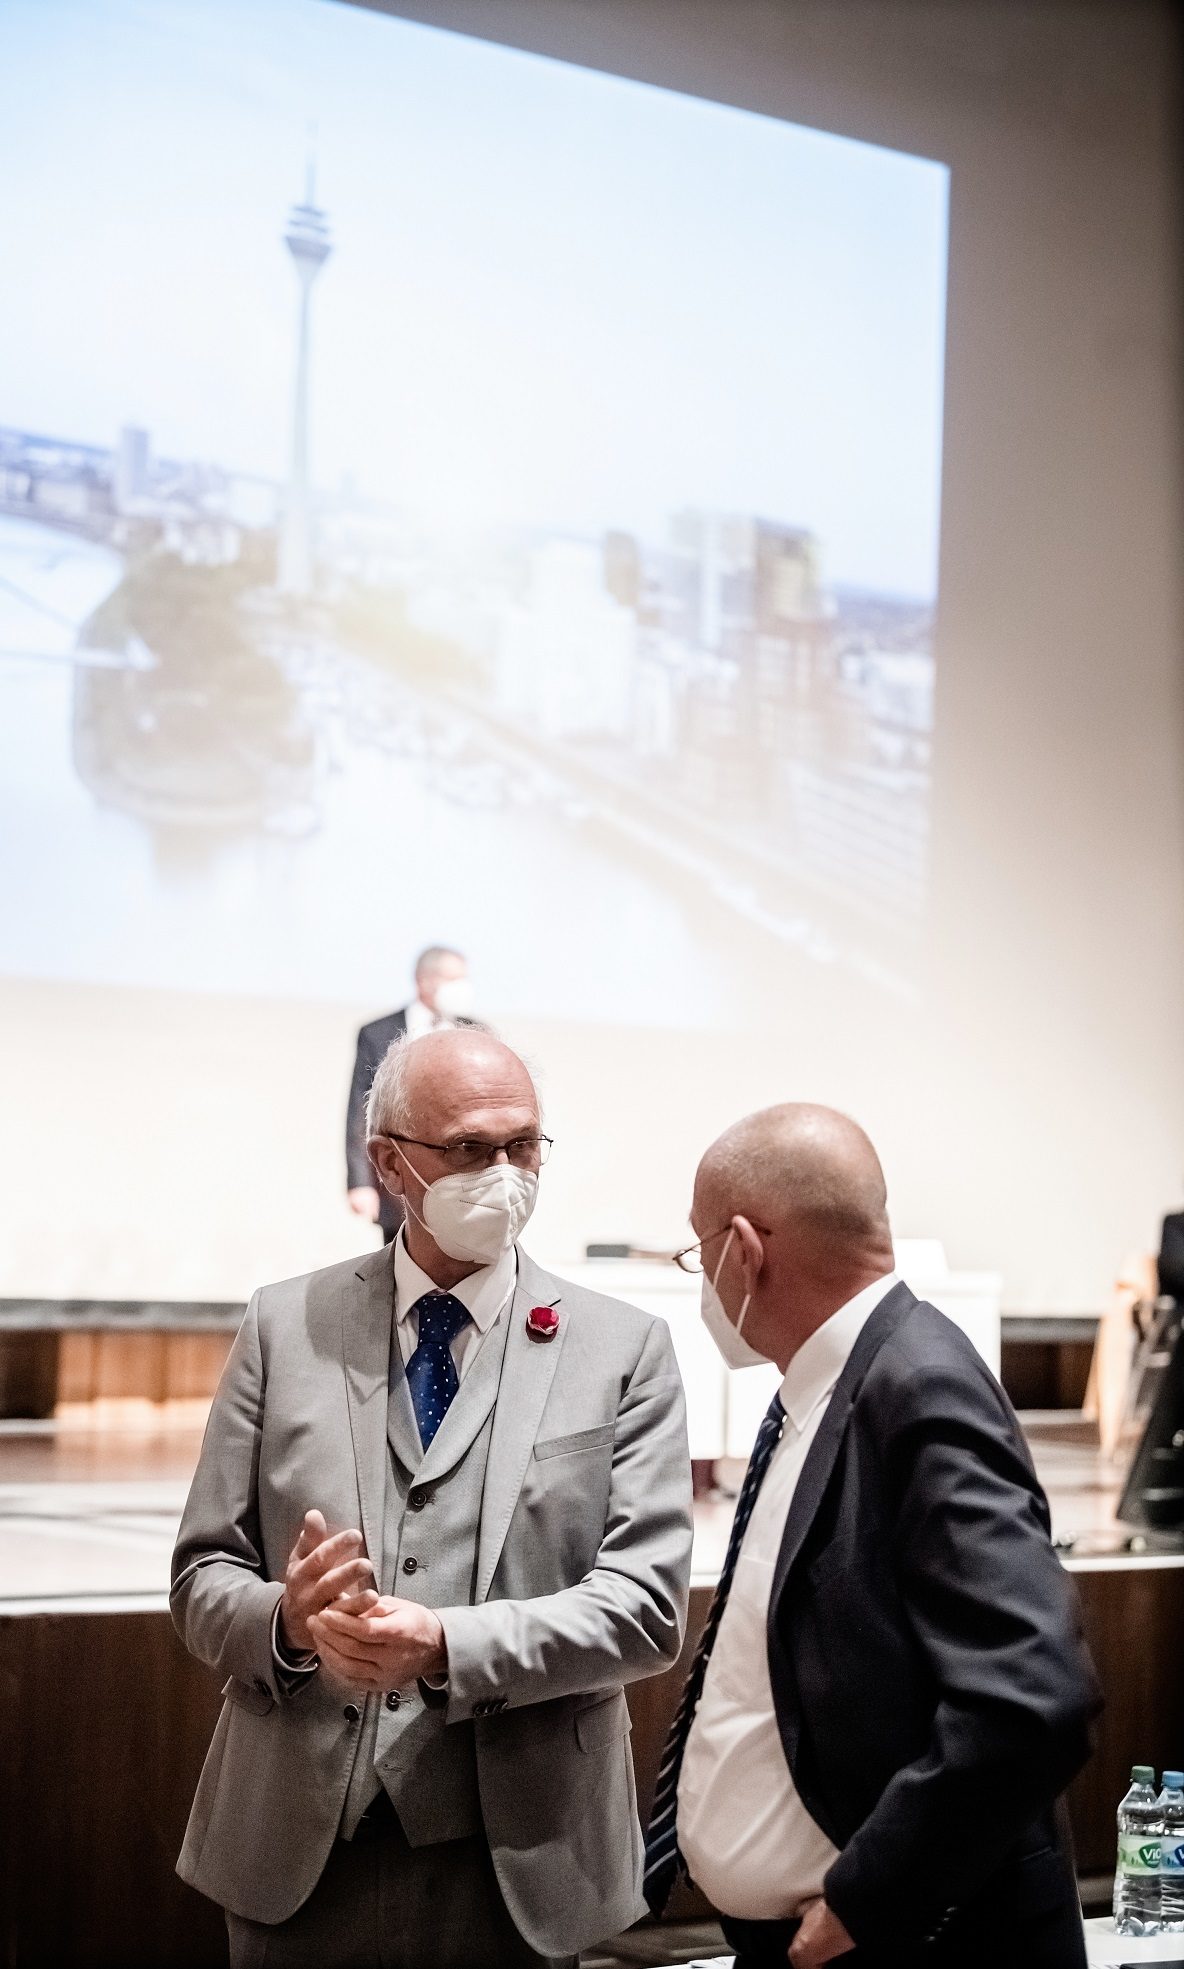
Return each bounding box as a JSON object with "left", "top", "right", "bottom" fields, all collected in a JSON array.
[{"left": 526, "top": 1301, "right": 561, "bottom": 1341}]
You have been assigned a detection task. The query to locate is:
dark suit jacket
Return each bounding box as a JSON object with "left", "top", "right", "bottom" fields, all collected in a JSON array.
[
  {"left": 767, "top": 1282, "right": 1100, "bottom": 1958},
  {"left": 1159, "top": 1211, "right": 1184, "bottom": 1305},
  {"left": 345, "top": 1007, "right": 408, "bottom": 1237}
]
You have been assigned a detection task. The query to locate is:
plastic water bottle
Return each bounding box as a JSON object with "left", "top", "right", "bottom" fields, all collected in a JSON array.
[
  {"left": 1159, "top": 1771, "right": 1184, "bottom": 1932},
  {"left": 1114, "top": 1765, "right": 1162, "bottom": 1935}
]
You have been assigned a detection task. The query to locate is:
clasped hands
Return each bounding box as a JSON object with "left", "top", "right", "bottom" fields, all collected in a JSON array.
[
  {"left": 279, "top": 1509, "right": 448, "bottom": 1691},
  {"left": 280, "top": 1516, "right": 851, "bottom": 1963}
]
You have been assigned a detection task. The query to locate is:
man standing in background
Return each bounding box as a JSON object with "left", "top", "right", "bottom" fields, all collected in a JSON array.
[{"left": 346, "top": 946, "right": 475, "bottom": 1243}]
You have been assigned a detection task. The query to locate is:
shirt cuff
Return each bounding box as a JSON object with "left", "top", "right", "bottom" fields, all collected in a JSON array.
[
  {"left": 271, "top": 1600, "right": 319, "bottom": 1677},
  {"left": 421, "top": 1671, "right": 449, "bottom": 1690}
]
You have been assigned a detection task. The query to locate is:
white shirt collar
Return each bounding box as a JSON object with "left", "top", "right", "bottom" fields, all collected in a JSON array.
[
  {"left": 392, "top": 1231, "right": 517, "bottom": 1335},
  {"left": 779, "top": 1271, "right": 899, "bottom": 1434},
  {"left": 403, "top": 996, "right": 442, "bottom": 1040}
]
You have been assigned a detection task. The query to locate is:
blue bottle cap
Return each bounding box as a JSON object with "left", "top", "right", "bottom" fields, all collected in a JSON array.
[{"left": 1164, "top": 1771, "right": 1184, "bottom": 1789}]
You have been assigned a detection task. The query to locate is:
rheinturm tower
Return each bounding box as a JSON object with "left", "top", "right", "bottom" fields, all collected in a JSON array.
[{"left": 278, "top": 157, "right": 332, "bottom": 597}]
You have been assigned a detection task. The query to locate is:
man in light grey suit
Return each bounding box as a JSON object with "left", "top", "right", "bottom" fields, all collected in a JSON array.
[{"left": 171, "top": 1027, "right": 692, "bottom": 1969}]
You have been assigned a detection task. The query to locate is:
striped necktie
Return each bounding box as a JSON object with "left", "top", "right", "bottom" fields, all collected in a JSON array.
[{"left": 643, "top": 1390, "right": 786, "bottom": 1916}]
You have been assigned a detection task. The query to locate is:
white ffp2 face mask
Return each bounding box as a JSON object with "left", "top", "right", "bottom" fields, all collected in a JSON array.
[
  {"left": 432, "top": 976, "right": 476, "bottom": 1021},
  {"left": 396, "top": 1147, "right": 537, "bottom": 1264},
  {"left": 700, "top": 1228, "right": 769, "bottom": 1369}
]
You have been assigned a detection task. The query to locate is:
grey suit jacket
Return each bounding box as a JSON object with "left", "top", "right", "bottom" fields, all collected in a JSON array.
[{"left": 170, "top": 1244, "right": 693, "bottom": 1954}]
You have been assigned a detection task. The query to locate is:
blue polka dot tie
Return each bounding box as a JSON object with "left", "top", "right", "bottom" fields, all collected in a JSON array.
[
  {"left": 643, "top": 1391, "right": 786, "bottom": 1915},
  {"left": 406, "top": 1292, "right": 470, "bottom": 1449}
]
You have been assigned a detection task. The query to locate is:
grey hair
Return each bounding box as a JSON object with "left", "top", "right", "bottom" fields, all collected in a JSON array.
[
  {"left": 366, "top": 1037, "right": 418, "bottom": 1142},
  {"left": 365, "top": 1028, "right": 545, "bottom": 1144}
]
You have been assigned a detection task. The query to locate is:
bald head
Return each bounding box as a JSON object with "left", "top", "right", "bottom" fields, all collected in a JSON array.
[
  {"left": 367, "top": 1026, "right": 538, "bottom": 1144},
  {"left": 697, "top": 1103, "right": 890, "bottom": 1252},
  {"left": 693, "top": 1103, "right": 893, "bottom": 1367}
]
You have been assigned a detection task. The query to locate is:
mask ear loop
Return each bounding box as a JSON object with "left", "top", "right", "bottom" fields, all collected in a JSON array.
[
  {"left": 388, "top": 1138, "right": 431, "bottom": 1236},
  {"left": 713, "top": 1223, "right": 754, "bottom": 1337},
  {"left": 709, "top": 1225, "right": 736, "bottom": 1293}
]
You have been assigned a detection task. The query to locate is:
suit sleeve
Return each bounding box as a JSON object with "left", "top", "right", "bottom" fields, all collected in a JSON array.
[
  {"left": 169, "top": 1291, "right": 296, "bottom": 1703},
  {"left": 823, "top": 1360, "right": 1101, "bottom": 1947},
  {"left": 438, "top": 1319, "right": 693, "bottom": 1718},
  {"left": 345, "top": 1026, "right": 376, "bottom": 1191}
]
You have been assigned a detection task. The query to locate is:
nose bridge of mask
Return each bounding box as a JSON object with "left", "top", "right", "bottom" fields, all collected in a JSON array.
[{"left": 448, "top": 1161, "right": 521, "bottom": 1217}]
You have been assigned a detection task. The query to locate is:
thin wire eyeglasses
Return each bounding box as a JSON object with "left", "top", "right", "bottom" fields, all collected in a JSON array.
[
  {"left": 670, "top": 1222, "right": 771, "bottom": 1273},
  {"left": 384, "top": 1132, "right": 553, "bottom": 1173}
]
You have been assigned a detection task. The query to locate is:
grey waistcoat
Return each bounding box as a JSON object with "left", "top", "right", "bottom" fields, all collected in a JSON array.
[{"left": 339, "top": 1305, "right": 513, "bottom": 1844}]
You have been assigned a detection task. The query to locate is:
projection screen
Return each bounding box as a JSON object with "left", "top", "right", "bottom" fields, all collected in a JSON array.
[{"left": 1, "top": 0, "right": 956, "bottom": 1301}]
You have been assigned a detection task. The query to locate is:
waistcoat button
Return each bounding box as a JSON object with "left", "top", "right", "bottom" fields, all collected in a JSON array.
[
  {"left": 408, "top": 1490, "right": 428, "bottom": 1511},
  {"left": 343, "top": 1704, "right": 361, "bottom": 1723},
  {"left": 385, "top": 1691, "right": 402, "bottom": 1711},
  {"left": 402, "top": 1556, "right": 419, "bottom": 1575}
]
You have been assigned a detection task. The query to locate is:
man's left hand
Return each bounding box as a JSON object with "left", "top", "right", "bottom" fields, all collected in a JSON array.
[
  {"left": 308, "top": 1596, "right": 447, "bottom": 1691},
  {"left": 788, "top": 1898, "right": 855, "bottom": 1967}
]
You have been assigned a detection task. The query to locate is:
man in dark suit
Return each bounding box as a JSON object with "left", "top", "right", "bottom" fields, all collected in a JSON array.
[
  {"left": 345, "top": 946, "right": 473, "bottom": 1243},
  {"left": 646, "top": 1103, "right": 1100, "bottom": 1969}
]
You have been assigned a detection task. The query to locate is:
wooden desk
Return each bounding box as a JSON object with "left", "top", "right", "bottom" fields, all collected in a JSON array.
[{"left": 0, "top": 1418, "right": 1179, "bottom": 1965}]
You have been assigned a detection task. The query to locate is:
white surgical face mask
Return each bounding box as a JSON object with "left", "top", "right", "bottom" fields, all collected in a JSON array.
[
  {"left": 432, "top": 976, "right": 476, "bottom": 1021},
  {"left": 700, "top": 1228, "right": 769, "bottom": 1370},
  {"left": 395, "top": 1146, "right": 537, "bottom": 1264}
]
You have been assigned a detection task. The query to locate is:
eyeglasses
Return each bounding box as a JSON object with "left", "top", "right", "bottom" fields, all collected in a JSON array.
[
  {"left": 384, "top": 1133, "right": 553, "bottom": 1173},
  {"left": 670, "top": 1221, "right": 771, "bottom": 1273}
]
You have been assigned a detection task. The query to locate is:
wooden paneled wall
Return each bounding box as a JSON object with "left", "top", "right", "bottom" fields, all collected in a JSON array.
[{"left": 2, "top": 1561, "right": 1182, "bottom": 1965}]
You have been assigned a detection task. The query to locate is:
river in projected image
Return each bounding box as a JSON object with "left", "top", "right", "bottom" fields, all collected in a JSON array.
[
  {"left": 0, "top": 514, "right": 903, "bottom": 1028},
  {"left": 0, "top": 0, "right": 947, "bottom": 1029}
]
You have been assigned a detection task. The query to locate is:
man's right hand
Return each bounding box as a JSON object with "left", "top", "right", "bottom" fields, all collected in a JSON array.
[
  {"left": 347, "top": 1187, "right": 381, "bottom": 1222},
  {"left": 279, "top": 1510, "right": 376, "bottom": 1654}
]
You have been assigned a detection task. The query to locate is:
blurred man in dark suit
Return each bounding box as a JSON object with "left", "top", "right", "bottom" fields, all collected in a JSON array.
[
  {"left": 345, "top": 947, "right": 474, "bottom": 1243},
  {"left": 646, "top": 1102, "right": 1101, "bottom": 1969},
  {"left": 1158, "top": 1203, "right": 1184, "bottom": 1307}
]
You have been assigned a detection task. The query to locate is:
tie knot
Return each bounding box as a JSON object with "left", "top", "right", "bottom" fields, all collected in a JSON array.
[{"left": 413, "top": 1291, "right": 470, "bottom": 1349}]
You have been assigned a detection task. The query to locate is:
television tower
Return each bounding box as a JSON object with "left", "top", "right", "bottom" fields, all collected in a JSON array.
[{"left": 278, "top": 151, "right": 332, "bottom": 596}]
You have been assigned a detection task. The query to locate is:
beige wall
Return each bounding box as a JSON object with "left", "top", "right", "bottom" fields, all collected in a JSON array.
[{"left": 3, "top": 0, "right": 1181, "bottom": 1310}]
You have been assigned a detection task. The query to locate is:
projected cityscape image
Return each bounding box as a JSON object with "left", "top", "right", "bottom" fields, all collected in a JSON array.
[{"left": 0, "top": 0, "right": 948, "bottom": 1026}]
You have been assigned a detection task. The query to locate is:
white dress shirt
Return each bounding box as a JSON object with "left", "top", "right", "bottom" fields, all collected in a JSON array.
[
  {"left": 391, "top": 1231, "right": 516, "bottom": 1381},
  {"left": 402, "top": 996, "right": 445, "bottom": 1043},
  {"left": 677, "top": 1272, "right": 899, "bottom": 1920}
]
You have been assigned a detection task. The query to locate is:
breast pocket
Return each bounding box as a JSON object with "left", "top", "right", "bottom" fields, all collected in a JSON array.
[{"left": 534, "top": 1423, "right": 615, "bottom": 1461}]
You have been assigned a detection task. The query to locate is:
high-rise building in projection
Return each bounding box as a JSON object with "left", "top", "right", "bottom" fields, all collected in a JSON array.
[{"left": 278, "top": 159, "right": 332, "bottom": 596}]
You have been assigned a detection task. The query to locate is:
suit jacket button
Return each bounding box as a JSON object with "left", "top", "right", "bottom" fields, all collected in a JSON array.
[
  {"left": 408, "top": 1490, "right": 428, "bottom": 1511},
  {"left": 343, "top": 1704, "right": 361, "bottom": 1723},
  {"left": 385, "top": 1691, "right": 401, "bottom": 1711},
  {"left": 402, "top": 1556, "right": 419, "bottom": 1574}
]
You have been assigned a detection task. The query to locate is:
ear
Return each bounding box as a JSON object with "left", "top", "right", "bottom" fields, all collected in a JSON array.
[
  {"left": 369, "top": 1138, "right": 407, "bottom": 1200},
  {"left": 732, "top": 1215, "right": 766, "bottom": 1295}
]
